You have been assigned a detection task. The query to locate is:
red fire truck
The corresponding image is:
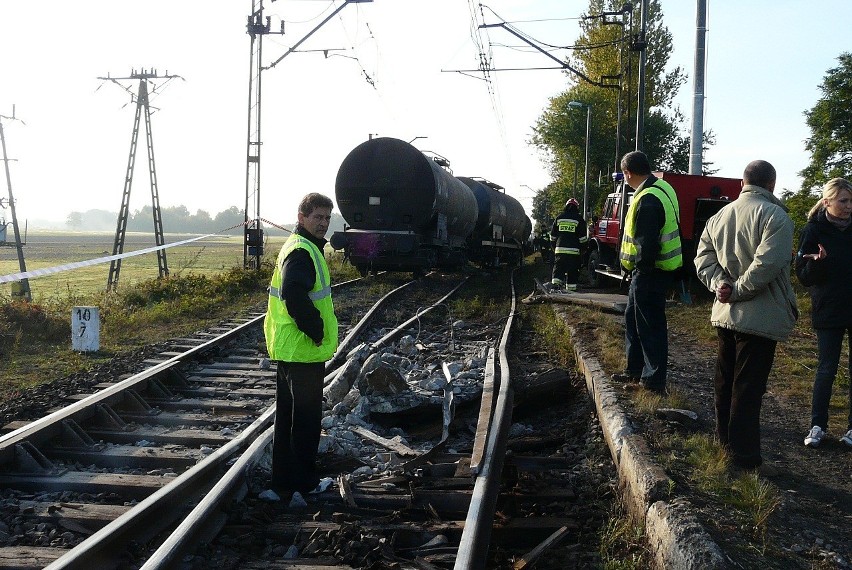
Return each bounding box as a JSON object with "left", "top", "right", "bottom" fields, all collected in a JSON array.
[{"left": 586, "top": 171, "right": 742, "bottom": 287}]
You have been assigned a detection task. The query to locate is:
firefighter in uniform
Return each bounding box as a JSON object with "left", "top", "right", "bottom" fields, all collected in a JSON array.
[
  {"left": 617, "top": 151, "right": 682, "bottom": 394},
  {"left": 550, "top": 198, "right": 588, "bottom": 291},
  {"left": 264, "top": 193, "right": 338, "bottom": 496}
]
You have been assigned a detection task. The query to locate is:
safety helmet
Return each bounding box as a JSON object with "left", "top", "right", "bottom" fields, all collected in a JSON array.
[{"left": 565, "top": 198, "right": 579, "bottom": 208}]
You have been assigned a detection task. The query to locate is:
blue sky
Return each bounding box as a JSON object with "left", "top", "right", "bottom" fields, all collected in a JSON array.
[{"left": 0, "top": 1, "right": 848, "bottom": 228}]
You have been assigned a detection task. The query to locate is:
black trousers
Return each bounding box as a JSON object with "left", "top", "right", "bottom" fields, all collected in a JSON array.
[
  {"left": 713, "top": 328, "right": 777, "bottom": 469},
  {"left": 272, "top": 361, "right": 324, "bottom": 493},
  {"left": 624, "top": 270, "right": 673, "bottom": 390},
  {"left": 552, "top": 253, "right": 580, "bottom": 286}
]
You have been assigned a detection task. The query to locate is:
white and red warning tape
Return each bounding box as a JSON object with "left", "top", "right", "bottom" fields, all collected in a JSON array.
[{"left": 0, "top": 233, "right": 223, "bottom": 285}]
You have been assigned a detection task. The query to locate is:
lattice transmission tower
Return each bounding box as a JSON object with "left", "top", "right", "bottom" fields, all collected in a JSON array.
[{"left": 99, "top": 68, "right": 181, "bottom": 291}]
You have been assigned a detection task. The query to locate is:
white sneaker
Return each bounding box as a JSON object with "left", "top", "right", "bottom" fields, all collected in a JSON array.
[
  {"left": 804, "top": 425, "right": 825, "bottom": 447},
  {"left": 841, "top": 429, "right": 852, "bottom": 447}
]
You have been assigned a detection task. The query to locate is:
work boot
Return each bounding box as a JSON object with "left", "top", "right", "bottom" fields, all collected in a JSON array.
[{"left": 611, "top": 372, "right": 640, "bottom": 383}]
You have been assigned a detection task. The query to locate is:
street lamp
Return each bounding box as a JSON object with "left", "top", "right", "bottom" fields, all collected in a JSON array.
[{"left": 568, "top": 101, "right": 591, "bottom": 220}]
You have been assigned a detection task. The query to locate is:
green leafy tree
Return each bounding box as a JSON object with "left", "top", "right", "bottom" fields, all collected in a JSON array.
[
  {"left": 781, "top": 188, "right": 820, "bottom": 239},
  {"left": 800, "top": 52, "right": 852, "bottom": 191},
  {"left": 531, "top": 0, "right": 698, "bottom": 227}
]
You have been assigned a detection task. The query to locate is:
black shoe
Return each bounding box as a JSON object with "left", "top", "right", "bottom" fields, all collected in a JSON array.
[
  {"left": 643, "top": 384, "right": 668, "bottom": 396},
  {"left": 731, "top": 462, "right": 778, "bottom": 478},
  {"left": 612, "top": 372, "right": 640, "bottom": 383}
]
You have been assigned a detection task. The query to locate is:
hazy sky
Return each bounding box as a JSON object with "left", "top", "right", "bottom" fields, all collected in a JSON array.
[{"left": 0, "top": 1, "right": 848, "bottom": 230}]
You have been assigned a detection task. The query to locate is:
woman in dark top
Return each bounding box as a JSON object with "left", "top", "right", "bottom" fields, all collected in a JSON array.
[{"left": 795, "top": 177, "right": 852, "bottom": 448}]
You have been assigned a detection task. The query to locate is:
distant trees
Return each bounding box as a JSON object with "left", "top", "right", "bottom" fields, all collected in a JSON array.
[
  {"left": 62, "top": 205, "right": 346, "bottom": 235},
  {"left": 65, "top": 211, "right": 82, "bottom": 230},
  {"left": 800, "top": 52, "right": 852, "bottom": 191},
  {"left": 65, "top": 206, "right": 246, "bottom": 234},
  {"left": 128, "top": 205, "right": 244, "bottom": 234}
]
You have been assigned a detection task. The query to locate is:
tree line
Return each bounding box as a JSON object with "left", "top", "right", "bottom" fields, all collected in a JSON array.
[
  {"left": 65, "top": 205, "right": 346, "bottom": 235},
  {"left": 66, "top": 206, "right": 246, "bottom": 234}
]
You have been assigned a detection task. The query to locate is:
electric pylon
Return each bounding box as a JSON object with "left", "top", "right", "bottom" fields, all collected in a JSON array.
[
  {"left": 0, "top": 106, "right": 31, "bottom": 301},
  {"left": 99, "top": 68, "right": 181, "bottom": 291}
]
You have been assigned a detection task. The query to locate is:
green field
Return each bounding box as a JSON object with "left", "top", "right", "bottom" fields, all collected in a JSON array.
[{"left": 0, "top": 231, "right": 294, "bottom": 299}]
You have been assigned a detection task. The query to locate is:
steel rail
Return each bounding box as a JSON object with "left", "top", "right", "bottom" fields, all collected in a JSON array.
[
  {"left": 0, "top": 275, "right": 364, "bottom": 460},
  {"left": 43, "top": 406, "right": 276, "bottom": 570},
  {"left": 372, "top": 276, "right": 470, "bottom": 349},
  {"left": 139, "top": 425, "right": 275, "bottom": 569},
  {"left": 325, "top": 277, "right": 418, "bottom": 372},
  {"left": 0, "top": 315, "right": 265, "bottom": 462},
  {"left": 126, "top": 274, "right": 470, "bottom": 567},
  {"left": 454, "top": 269, "right": 518, "bottom": 569}
]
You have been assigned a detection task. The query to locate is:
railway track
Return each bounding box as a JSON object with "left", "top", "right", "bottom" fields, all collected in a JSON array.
[{"left": 0, "top": 269, "right": 608, "bottom": 569}]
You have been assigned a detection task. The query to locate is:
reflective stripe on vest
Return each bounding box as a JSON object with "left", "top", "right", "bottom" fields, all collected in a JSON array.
[
  {"left": 554, "top": 247, "right": 580, "bottom": 255},
  {"left": 620, "top": 182, "right": 683, "bottom": 271}
]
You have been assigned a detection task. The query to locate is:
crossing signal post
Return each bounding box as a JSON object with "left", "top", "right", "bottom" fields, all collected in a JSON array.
[{"left": 245, "top": 225, "right": 264, "bottom": 261}]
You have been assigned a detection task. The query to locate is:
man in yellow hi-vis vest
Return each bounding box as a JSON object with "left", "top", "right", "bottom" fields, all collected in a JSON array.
[
  {"left": 614, "top": 151, "right": 682, "bottom": 395},
  {"left": 264, "top": 193, "right": 338, "bottom": 497}
]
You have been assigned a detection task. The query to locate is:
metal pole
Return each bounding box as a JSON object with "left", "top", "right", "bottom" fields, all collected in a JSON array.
[
  {"left": 635, "top": 0, "right": 648, "bottom": 152},
  {"left": 583, "top": 105, "right": 591, "bottom": 219},
  {"left": 0, "top": 120, "right": 31, "bottom": 301},
  {"left": 573, "top": 160, "right": 579, "bottom": 199},
  {"left": 689, "top": 0, "right": 707, "bottom": 175}
]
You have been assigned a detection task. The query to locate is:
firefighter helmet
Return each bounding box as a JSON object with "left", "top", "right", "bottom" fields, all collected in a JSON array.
[{"left": 565, "top": 198, "right": 579, "bottom": 208}]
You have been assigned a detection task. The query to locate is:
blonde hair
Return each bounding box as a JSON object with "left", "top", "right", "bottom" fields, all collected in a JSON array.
[{"left": 807, "top": 177, "right": 852, "bottom": 219}]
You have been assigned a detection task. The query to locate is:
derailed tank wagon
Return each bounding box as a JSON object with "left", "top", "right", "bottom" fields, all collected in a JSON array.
[{"left": 330, "top": 137, "right": 531, "bottom": 275}]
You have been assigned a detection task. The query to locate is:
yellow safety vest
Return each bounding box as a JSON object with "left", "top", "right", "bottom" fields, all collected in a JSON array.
[
  {"left": 620, "top": 180, "right": 683, "bottom": 271},
  {"left": 264, "top": 233, "right": 338, "bottom": 362}
]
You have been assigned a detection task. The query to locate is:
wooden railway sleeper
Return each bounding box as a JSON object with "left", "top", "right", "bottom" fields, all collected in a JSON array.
[
  {"left": 60, "top": 419, "right": 101, "bottom": 450},
  {"left": 13, "top": 441, "right": 67, "bottom": 476}
]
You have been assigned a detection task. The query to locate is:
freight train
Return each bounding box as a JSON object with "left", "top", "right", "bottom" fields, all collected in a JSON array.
[{"left": 329, "top": 137, "right": 532, "bottom": 276}]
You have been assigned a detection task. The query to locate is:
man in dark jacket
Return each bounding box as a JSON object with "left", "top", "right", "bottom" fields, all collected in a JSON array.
[
  {"left": 264, "top": 193, "right": 338, "bottom": 496},
  {"left": 615, "top": 151, "right": 682, "bottom": 394},
  {"left": 549, "top": 198, "right": 587, "bottom": 291}
]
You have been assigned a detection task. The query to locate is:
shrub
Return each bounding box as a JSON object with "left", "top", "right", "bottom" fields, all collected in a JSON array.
[{"left": 0, "top": 301, "right": 68, "bottom": 348}]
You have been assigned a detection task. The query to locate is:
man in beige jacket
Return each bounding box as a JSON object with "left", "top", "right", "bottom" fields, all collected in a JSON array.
[{"left": 694, "top": 160, "right": 798, "bottom": 471}]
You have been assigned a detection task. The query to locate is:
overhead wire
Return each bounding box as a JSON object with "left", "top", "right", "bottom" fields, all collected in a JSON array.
[
  {"left": 469, "top": 1, "right": 509, "bottom": 162},
  {"left": 334, "top": 3, "right": 377, "bottom": 89}
]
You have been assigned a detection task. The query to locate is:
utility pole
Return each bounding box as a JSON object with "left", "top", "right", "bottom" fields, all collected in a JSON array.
[
  {"left": 242, "top": 0, "right": 374, "bottom": 270},
  {"left": 99, "top": 68, "right": 181, "bottom": 291},
  {"left": 0, "top": 107, "right": 31, "bottom": 301},
  {"left": 689, "top": 0, "right": 708, "bottom": 175},
  {"left": 243, "top": 1, "right": 284, "bottom": 271},
  {"left": 634, "top": 0, "right": 649, "bottom": 152}
]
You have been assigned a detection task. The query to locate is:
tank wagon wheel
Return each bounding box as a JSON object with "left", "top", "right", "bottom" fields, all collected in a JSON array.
[
  {"left": 586, "top": 250, "right": 601, "bottom": 288},
  {"left": 356, "top": 265, "right": 370, "bottom": 278}
]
